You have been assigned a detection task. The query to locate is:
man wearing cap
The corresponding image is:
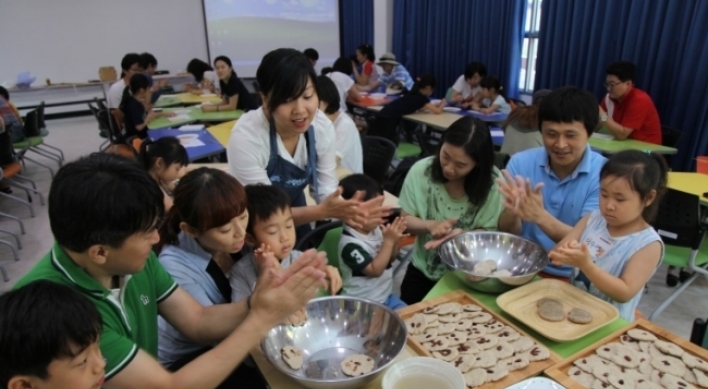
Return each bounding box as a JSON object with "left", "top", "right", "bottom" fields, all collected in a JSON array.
[{"left": 376, "top": 53, "right": 414, "bottom": 91}]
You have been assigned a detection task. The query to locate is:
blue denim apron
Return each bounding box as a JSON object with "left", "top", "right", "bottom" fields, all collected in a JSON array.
[{"left": 265, "top": 121, "right": 319, "bottom": 237}]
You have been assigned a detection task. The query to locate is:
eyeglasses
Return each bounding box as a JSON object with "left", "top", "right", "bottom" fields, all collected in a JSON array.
[{"left": 604, "top": 81, "right": 625, "bottom": 89}]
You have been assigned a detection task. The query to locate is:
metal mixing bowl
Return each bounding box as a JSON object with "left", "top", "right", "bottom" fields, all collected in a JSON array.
[
  {"left": 438, "top": 231, "right": 549, "bottom": 293},
  {"left": 260, "top": 296, "right": 408, "bottom": 389}
]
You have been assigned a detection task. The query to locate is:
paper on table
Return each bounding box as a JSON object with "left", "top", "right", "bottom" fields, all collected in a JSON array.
[
  {"left": 179, "top": 124, "right": 205, "bottom": 131},
  {"left": 172, "top": 109, "right": 192, "bottom": 114},
  {"left": 592, "top": 133, "right": 615, "bottom": 141},
  {"left": 168, "top": 114, "right": 191, "bottom": 122},
  {"left": 181, "top": 138, "right": 205, "bottom": 148},
  {"left": 491, "top": 129, "right": 504, "bottom": 137}
]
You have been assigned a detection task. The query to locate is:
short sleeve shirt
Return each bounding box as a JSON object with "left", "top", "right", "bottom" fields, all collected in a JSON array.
[
  {"left": 398, "top": 157, "right": 504, "bottom": 280},
  {"left": 107, "top": 80, "right": 127, "bottom": 109},
  {"left": 332, "top": 113, "right": 363, "bottom": 174},
  {"left": 14, "top": 243, "right": 178, "bottom": 379},
  {"left": 378, "top": 64, "right": 415, "bottom": 90},
  {"left": 600, "top": 88, "right": 662, "bottom": 145},
  {"left": 378, "top": 93, "right": 430, "bottom": 126},
  {"left": 219, "top": 73, "right": 258, "bottom": 111},
  {"left": 338, "top": 225, "right": 393, "bottom": 303},
  {"left": 327, "top": 71, "right": 355, "bottom": 113},
  {"left": 452, "top": 75, "right": 481, "bottom": 100},
  {"left": 505, "top": 146, "right": 607, "bottom": 252},
  {"left": 122, "top": 96, "right": 147, "bottom": 139}
]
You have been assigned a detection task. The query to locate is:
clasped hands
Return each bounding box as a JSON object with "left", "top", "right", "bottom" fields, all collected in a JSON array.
[{"left": 496, "top": 170, "right": 546, "bottom": 223}]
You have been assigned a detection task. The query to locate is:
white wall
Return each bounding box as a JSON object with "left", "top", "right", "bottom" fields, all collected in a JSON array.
[
  {"left": 0, "top": 0, "right": 208, "bottom": 84},
  {"left": 373, "top": 0, "right": 394, "bottom": 58}
]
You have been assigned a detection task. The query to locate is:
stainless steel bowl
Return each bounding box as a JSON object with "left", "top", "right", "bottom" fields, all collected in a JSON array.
[
  {"left": 438, "top": 231, "right": 549, "bottom": 293},
  {"left": 260, "top": 296, "right": 408, "bottom": 389}
]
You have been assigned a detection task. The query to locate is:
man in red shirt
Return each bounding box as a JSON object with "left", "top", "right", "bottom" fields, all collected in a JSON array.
[{"left": 599, "top": 61, "right": 662, "bottom": 145}]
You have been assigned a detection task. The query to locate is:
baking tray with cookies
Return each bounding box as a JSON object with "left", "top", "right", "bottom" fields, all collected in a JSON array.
[
  {"left": 496, "top": 279, "right": 620, "bottom": 342},
  {"left": 397, "top": 290, "right": 561, "bottom": 389},
  {"left": 545, "top": 318, "right": 708, "bottom": 389}
]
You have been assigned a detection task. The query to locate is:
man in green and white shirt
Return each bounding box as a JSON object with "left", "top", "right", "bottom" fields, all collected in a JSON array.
[{"left": 14, "top": 153, "right": 327, "bottom": 389}]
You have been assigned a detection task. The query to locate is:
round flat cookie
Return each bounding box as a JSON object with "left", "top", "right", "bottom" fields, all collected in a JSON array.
[
  {"left": 484, "top": 365, "right": 510, "bottom": 382},
  {"left": 483, "top": 320, "right": 506, "bottom": 333},
  {"left": 467, "top": 325, "right": 487, "bottom": 339},
  {"left": 651, "top": 355, "right": 686, "bottom": 377},
  {"left": 463, "top": 304, "right": 484, "bottom": 312},
  {"left": 654, "top": 340, "right": 685, "bottom": 358},
  {"left": 474, "top": 350, "right": 499, "bottom": 368},
  {"left": 452, "top": 354, "right": 477, "bottom": 374},
  {"left": 691, "top": 368, "right": 708, "bottom": 387},
  {"left": 426, "top": 336, "right": 450, "bottom": 351},
  {"left": 608, "top": 372, "right": 637, "bottom": 389},
  {"left": 623, "top": 369, "right": 645, "bottom": 384},
  {"left": 473, "top": 260, "right": 497, "bottom": 276},
  {"left": 651, "top": 371, "right": 665, "bottom": 384},
  {"left": 569, "top": 308, "right": 594, "bottom": 324},
  {"left": 471, "top": 312, "right": 493, "bottom": 324},
  {"left": 439, "top": 313, "right": 463, "bottom": 323},
  {"left": 593, "top": 363, "right": 621, "bottom": 383},
  {"left": 639, "top": 357, "right": 655, "bottom": 375},
  {"left": 684, "top": 369, "right": 698, "bottom": 385},
  {"left": 437, "top": 323, "right": 457, "bottom": 335},
  {"left": 432, "top": 347, "right": 459, "bottom": 362},
  {"left": 413, "top": 330, "right": 437, "bottom": 343},
  {"left": 423, "top": 305, "right": 439, "bottom": 314},
  {"left": 406, "top": 313, "right": 427, "bottom": 335},
  {"left": 636, "top": 381, "right": 663, "bottom": 389},
  {"left": 445, "top": 332, "right": 468, "bottom": 346},
  {"left": 569, "top": 366, "right": 598, "bottom": 388},
  {"left": 491, "top": 341, "right": 515, "bottom": 360},
  {"left": 620, "top": 334, "right": 643, "bottom": 351},
  {"left": 628, "top": 329, "right": 658, "bottom": 342},
  {"left": 492, "top": 269, "right": 513, "bottom": 277},
  {"left": 455, "top": 342, "right": 478, "bottom": 355},
  {"left": 683, "top": 354, "right": 708, "bottom": 372},
  {"left": 472, "top": 335, "right": 499, "bottom": 350},
  {"left": 425, "top": 319, "right": 440, "bottom": 328},
  {"left": 592, "top": 380, "right": 613, "bottom": 389},
  {"left": 574, "top": 355, "right": 607, "bottom": 374},
  {"left": 640, "top": 341, "right": 664, "bottom": 359},
  {"left": 341, "top": 354, "right": 375, "bottom": 377},
  {"left": 538, "top": 299, "right": 565, "bottom": 322},
  {"left": 456, "top": 319, "right": 473, "bottom": 331},
  {"left": 510, "top": 336, "right": 535, "bottom": 353},
  {"left": 464, "top": 368, "right": 489, "bottom": 388},
  {"left": 423, "top": 313, "right": 439, "bottom": 324},
  {"left": 461, "top": 311, "right": 486, "bottom": 320},
  {"left": 537, "top": 297, "right": 562, "bottom": 307},
  {"left": 495, "top": 328, "right": 521, "bottom": 342},
  {"left": 612, "top": 346, "right": 642, "bottom": 369},
  {"left": 281, "top": 346, "right": 304, "bottom": 370},
  {"left": 660, "top": 373, "right": 696, "bottom": 389},
  {"left": 597, "top": 342, "right": 623, "bottom": 361},
  {"left": 501, "top": 355, "right": 530, "bottom": 372},
  {"left": 436, "top": 302, "right": 463, "bottom": 315},
  {"left": 524, "top": 344, "right": 552, "bottom": 362}
]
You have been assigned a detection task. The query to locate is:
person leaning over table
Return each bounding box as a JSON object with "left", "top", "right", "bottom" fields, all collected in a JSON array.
[
  {"left": 13, "top": 152, "right": 327, "bottom": 389},
  {"left": 184, "top": 58, "right": 221, "bottom": 96},
  {"left": 227, "top": 48, "right": 390, "bottom": 238},
  {"left": 448, "top": 61, "right": 487, "bottom": 109},
  {"left": 201, "top": 55, "right": 258, "bottom": 113},
  {"left": 366, "top": 52, "right": 415, "bottom": 92},
  {"left": 497, "top": 86, "right": 607, "bottom": 277},
  {"left": 599, "top": 61, "right": 662, "bottom": 145},
  {"left": 398, "top": 116, "right": 504, "bottom": 304}
]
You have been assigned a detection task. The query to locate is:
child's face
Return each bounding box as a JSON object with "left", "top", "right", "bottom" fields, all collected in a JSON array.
[
  {"left": 356, "top": 50, "right": 366, "bottom": 63},
  {"left": 18, "top": 342, "right": 106, "bottom": 389},
  {"left": 600, "top": 175, "right": 654, "bottom": 227},
  {"left": 359, "top": 197, "right": 385, "bottom": 233},
  {"left": 191, "top": 210, "right": 249, "bottom": 254},
  {"left": 154, "top": 160, "right": 184, "bottom": 184},
  {"left": 251, "top": 207, "right": 296, "bottom": 261},
  {"left": 420, "top": 85, "right": 433, "bottom": 97},
  {"left": 480, "top": 87, "right": 492, "bottom": 98},
  {"left": 467, "top": 73, "right": 483, "bottom": 88}
]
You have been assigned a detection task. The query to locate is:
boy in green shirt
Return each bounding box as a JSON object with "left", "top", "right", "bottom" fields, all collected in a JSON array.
[{"left": 15, "top": 153, "right": 327, "bottom": 389}]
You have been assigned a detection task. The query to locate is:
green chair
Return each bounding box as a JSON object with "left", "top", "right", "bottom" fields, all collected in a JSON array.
[
  {"left": 295, "top": 221, "right": 343, "bottom": 270},
  {"left": 396, "top": 142, "right": 422, "bottom": 160},
  {"left": 36, "top": 101, "right": 65, "bottom": 161},
  {"left": 649, "top": 188, "right": 708, "bottom": 321}
]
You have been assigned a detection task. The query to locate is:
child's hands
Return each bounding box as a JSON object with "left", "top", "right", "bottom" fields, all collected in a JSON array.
[
  {"left": 254, "top": 243, "right": 279, "bottom": 273},
  {"left": 549, "top": 240, "right": 592, "bottom": 269},
  {"left": 324, "top": 265, "right": 342, "bottom": 295},
  {"left": 438, "top": 99, "right": 447, "bottom": 108},
  {"left": 428, "top": 218, "right": 458, "bottom": 239},
  {"left": 382, "top": 217, "right": 409, "bottom": 243}
]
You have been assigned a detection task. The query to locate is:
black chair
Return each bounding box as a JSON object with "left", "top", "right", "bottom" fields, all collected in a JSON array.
[
  {"left": 294, "top": 220, "right": 343, "bottom": 253},
  {"left": 648, "top": 188, "right": 708, "bottom": 320},
  {"left": 415, "top": 129, "right": 442, "bottom": 157},
  {"left": 661, "top": 125, "right": 682, "bottom": 167},
  {"left": 362, "top": 136, "right": 397, "bottom": 184},
  {"left": 365, "top": 115, "right": 399, "bottom": 145},
  {"left": 87, "top": 103, "right": 110, "bottom": 151}
]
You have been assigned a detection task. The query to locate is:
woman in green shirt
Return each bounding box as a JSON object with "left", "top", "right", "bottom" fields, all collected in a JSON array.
[{"left": 398, "top": 116, "right": 504, "bottom": 303}]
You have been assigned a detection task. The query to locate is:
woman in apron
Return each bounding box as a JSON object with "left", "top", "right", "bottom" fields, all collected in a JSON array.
[{"left": 228, "top": 49, "right": 386, "bottom": 236}]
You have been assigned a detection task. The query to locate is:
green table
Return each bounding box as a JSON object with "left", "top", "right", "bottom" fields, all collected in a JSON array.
[
  {"left": 589, "top": 136, "right": 677, "bottom": 155},
  {"left": 154, "top": 96, "right": 182, "bottom": 108},
  {"left": 148, "top": 108, "right": 243, "bottom": 130},
  {"left": 424, "top": 272, "right": 629, "bottom": 358}
]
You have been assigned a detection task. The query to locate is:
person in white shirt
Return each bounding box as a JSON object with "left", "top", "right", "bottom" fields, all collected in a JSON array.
[
  {"left": 107, "top": 53, "right": 142, "bottom": 109},
  {"left": 472, "top": 76, "right": 512, "bottom": 115},
  {"left": 325, "top": 57, "right": 363, "bottom": 112},
  {"left": 315, "top": 75, "right": 363, "bottom": 174},
  {"left": 185, "top": 58, "right": 222, "bottom": 96},
  {"left": 449, "top": 61, "right": 487, "bottom": 109},
  {"left": 227, "top": 49, "right": 388, "bottom": 237}
]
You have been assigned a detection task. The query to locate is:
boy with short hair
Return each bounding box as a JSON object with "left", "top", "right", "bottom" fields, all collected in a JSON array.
[
  {"left": 0, "top": 280, "right": 106, "bottom": 389},
  {"left": 450, "top": 61, "right": 487, "bottom": 108},
  {"left": 338, "top": 174, "right": 408, "bottom": 310},
  {"left": 303, "top": 48, "right": 319, "bottom": 66},
  {"left": 107, "top": 53, "right": 142, "bottom": 108},
  {"left": 139, "top": 52, "right": 168, "bottom": 104},
  {"left": 230, "top": 184, "right": 342, "bottom": 303}
]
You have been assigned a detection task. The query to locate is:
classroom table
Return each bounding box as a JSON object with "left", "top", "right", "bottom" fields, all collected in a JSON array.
[
  {"left": 147, "top": 129, "right": 225, "bottom": 161},
  {"left": 668, "top": 172, "right": 708, "bottom": 205},
  {"left": 207, "top": 120, "right": 237, "bottom": 147},
  {"left": 588, "top": 135, "right": 677, "bottom": 155},
  {"left": 147, "top": 107, "right": 243, "bottom": 130},
  {"left": 154, "top": 92, "right": 223, "bottom": 108},
  {"left": 388, "top": 110, "right": 505, "bottom": 146},
  {"left": 425, "top": 272, "right": 629, "bottom": 359}
]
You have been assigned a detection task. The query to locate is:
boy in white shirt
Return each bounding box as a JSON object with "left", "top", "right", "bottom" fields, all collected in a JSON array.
[
  {"left": 107, "top": 53, "right": 142, "bottom": 109},
  {"left": 338, "top": 174, "right": 408, "bottom": 310},
  {"left": 449, "top": 61, "right": 487, "bottom": 109}
]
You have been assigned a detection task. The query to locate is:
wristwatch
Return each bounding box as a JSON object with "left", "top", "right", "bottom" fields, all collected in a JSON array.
[{"left": 600, "top": 114, "right": 608, "bottom": 122}]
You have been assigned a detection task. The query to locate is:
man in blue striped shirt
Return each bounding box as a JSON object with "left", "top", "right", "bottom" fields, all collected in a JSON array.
[{"left": 376, "top": 53, "right": 414, "bottom": 91}]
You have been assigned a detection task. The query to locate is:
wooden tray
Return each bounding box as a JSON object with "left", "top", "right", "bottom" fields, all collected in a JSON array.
[
  {"left": 496, "top": 279, "right": 619, "bottom": 342},
  {"left": 545, "top": 318, "right": 708, "bottom": 389},
  {"left": 397, "top": 290, "right": 560, "bottom": 389}
]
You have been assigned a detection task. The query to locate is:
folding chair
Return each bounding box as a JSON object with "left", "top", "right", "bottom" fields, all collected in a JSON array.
[
  {"left": 362, "top": 136, "right": 397, "bottom": 184},
  {"left": 649, "top": 188, "right": 708, "bottom": 320},
  {"left": 35, "top": 101, "right": 65, "bottom": 160},
  {"left": 14, "top": 109, "right": 62, "bottom": 166}
]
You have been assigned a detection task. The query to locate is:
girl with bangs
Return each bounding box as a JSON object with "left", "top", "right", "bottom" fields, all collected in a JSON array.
[
  {"left": 228, "top": 48, "right": 389, "bottom": 237},
  {"left": 156, "top": 168, "right": 264, "bottom": 387}
]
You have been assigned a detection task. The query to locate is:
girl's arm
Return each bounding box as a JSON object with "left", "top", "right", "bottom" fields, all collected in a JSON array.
[
  {"left": 581, "top": 241, "right": 662, "bottom": 302},
  {"left": 550, "top": 213, "right": 590, "bottom": 253},
  {"left": 347, "top": 86, "right": 362, "bottom": 101},
  {"left": 480, "top": 104, "right": 500, "bottom": 115},
  {"left": 353, "top": 62, "right": 370, "bottom": 86},
  {"left": 421, "top": 101, "right": 445, "bottom": 114},
  {"left": 135, "top": 110, "right": 164, "bottom": 131},
  {"left": 202, "top": 94, "right": 238, "bottom": 112}
]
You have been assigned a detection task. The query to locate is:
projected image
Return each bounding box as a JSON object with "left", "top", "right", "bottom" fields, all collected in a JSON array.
[{"left": 204, "top": 0, "right": 340, "bottom": 76}]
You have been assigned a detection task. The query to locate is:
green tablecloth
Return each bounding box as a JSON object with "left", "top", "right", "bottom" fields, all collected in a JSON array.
[
  {"left": 148, "top": 108, "right": 243, "bottom": 130},
  {"left": 424, "top": 272, "right": 630, "bottom": 358},
  {"left": 589, "top": 137, "right": 676, "bottom": 155},
  {"left": 154, "top": 96, "right": 182, "bottom": 108}
]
